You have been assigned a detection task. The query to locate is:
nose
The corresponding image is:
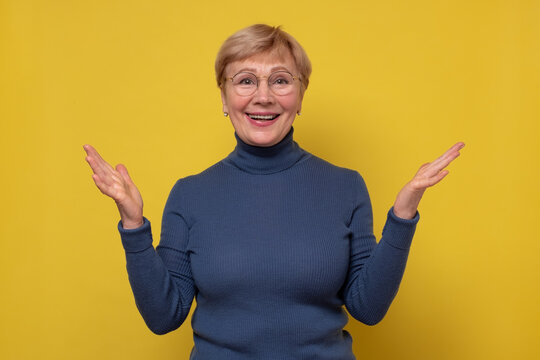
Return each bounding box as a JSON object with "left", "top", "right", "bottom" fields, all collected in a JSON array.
[{"left": 253, "top": 81, "right": 275, "bottom": 105}]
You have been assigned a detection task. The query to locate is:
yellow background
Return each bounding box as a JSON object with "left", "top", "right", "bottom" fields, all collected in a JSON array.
[{"left": 1, "top": 0, "right": 539, "bottom": 359}]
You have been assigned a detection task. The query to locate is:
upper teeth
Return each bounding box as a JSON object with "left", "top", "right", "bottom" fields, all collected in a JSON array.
[{"left": 249, "top": 114, "right": 278, "bottom": 120}]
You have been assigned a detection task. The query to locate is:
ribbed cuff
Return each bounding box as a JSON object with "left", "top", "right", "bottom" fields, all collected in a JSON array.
[
  {"left": 117, "top": 217, "right": 153, "bottom": 253},
  {"left": 381, "top": 207, "right": 420, "bottom": 250}
]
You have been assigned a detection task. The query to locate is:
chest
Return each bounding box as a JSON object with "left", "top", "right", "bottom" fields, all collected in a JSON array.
[{"left": 186, "top": 180, "right": 352, "bottom": 302}]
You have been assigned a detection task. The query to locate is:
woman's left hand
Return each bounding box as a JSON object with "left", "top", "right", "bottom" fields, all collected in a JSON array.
[{"left": 392, "top": 142, "right": 465, "bottom": 219}]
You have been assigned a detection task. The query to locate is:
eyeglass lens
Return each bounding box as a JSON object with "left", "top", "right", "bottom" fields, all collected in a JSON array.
[{"left": 231, "top": 71, "right": 296, "bottom": 96}]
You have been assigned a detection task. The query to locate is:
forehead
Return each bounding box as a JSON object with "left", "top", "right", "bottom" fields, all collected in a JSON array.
[{"left": 226, "top": 51, "right": 298, "bottom": 75}]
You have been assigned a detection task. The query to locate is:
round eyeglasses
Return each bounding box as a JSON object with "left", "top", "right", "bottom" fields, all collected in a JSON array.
[{"left": 225, "top": 71, "right": 301, "bottom": 96}]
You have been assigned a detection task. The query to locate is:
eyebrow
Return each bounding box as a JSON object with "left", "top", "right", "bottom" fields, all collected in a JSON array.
[{"left": 235, "top": 66, "right": 291, "bottom": 74}]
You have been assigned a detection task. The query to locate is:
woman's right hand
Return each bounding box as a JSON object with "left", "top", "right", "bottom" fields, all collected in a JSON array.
[{"left": 83, "top": 144, "right": 144, "bottom": 229}]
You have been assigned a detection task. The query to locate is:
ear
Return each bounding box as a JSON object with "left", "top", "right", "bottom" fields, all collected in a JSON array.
[
  {"left": 220, "top": 88, "right": 229, "bottom": 114},
  {"left": 297, "top": 90, "right": 304, "bottom": 115}
]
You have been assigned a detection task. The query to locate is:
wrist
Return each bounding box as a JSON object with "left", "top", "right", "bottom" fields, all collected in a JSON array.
[
  {"left": 121, "top": 217, "right": 144, "bottom": 229},
  {"left": 392, "top": 206, "right": 416, "bottom": 220},
  {"left": 393, "top": 183, "right": 423, "bottom": 219}
]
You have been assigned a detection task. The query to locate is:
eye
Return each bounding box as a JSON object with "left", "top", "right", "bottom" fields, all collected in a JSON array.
[
  {"left": 233, "top": 73, "right": 257, "bottom": 86},
  {"left": 239, "top": 78, "right": 255, "bottom": 85},
  {"left": 273, "top": 77, "right": 290, "bottom": 85},
  {"left": 269, "top": 72, "right": 293, "bottom": 86}
]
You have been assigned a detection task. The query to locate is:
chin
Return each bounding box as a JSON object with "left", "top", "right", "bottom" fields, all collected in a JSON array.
[
  {"left": 249, "top": 128, "right": 291, "bottom": 147},
  {"left": 247, "top": 134, "right": 278, "bottom": 147}
]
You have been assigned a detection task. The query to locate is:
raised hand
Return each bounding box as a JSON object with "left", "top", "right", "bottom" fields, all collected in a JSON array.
[
  {"left": 393, "top": 142, "right": 465, "bottom": 219},
  {"left": 83, "top": 144, "right": 144, "bottom": 229}
]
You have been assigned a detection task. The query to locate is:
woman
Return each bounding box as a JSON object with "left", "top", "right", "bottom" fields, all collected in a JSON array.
[{"left": 84, "top": 24, "right": 464, "bottom": 359}]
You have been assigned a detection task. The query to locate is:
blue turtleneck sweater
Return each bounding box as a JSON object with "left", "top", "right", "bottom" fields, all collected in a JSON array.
[{"left": 118, "top": 127, "right": 419, "bottom": 359}]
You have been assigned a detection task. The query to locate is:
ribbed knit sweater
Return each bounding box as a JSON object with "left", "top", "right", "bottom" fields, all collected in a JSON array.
[{"left": 118, "top": 127, "right": 419, "bottom": 359}]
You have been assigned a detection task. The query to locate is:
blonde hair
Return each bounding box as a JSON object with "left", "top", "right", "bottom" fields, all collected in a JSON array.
[{"left": 215, "top": 24, "right": 312, "bottom": 94}]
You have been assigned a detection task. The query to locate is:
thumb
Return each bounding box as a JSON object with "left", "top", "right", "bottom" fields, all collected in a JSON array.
[{"left": 116, "top": 164, "right": 134, "bottom": 184}]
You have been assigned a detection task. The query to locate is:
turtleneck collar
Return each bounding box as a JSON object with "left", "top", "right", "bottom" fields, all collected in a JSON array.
[{"left": 222, "top": 127, "right": 309, "bottom": 175}]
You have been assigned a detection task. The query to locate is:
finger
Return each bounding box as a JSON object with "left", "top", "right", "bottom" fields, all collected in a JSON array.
[
  {"left": 416, "top": 162, "right": 431, "bottom": 174},
  {"left": 441, "top": 142, "right": 465, "bottom": 157},
  {"left": 428, "top": 170, "right": 450, "bottom": 187},
  {"left": 427, "top": 151, "right": 461, "bottom": 176},
  {"left": 86, "top": 150, "right": 121, "bottom": 187},
  {"left": 83, "top": 144, "right": 95, "bottom": 155},
  {"left": 433, "top": 142, "right": 465, "bottom": 164},
  {"left": 116, "top": 164, "right": 134, "bottom": 184},
  {"left": 83, "top": 144, "right": 107, "bottom": 164},
  {"left": 91, "top": 173, "right": 114, "bottom": 197},
  {"left": 85, "top": 154, "right": 107, "bottom": 178},
  {"left": 83, "top": 144, "right": 104, "bottom": 161},
  {"left": 86, "top": 155, "right": 120, "bottom": 187},
  {"left": 83, "top": 144, "right": 116, "bottom": 173},
  {"left": 413, "top": 169, "right": 450, "bottom": 189},
  {"left": 425, "top": 143, "right": 464, "bottom": 176},
  {"left": 448, "top": 141, "right": 465, "bottom": 152}
]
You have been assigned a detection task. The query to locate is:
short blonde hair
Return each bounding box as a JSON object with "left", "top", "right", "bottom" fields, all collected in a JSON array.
[{"left": 215, "top": 24, "right": 312, "bottom": 94}]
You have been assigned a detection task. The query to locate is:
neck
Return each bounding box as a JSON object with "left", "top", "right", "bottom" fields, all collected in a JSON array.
[{"left": 223, "top": 127, "right": 307, "bottom": 174}]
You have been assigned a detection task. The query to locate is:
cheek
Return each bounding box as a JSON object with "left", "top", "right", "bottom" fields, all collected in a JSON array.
[
  {"left": 227, "top": 94, "right": 250, "bottom": 113},
  {"left": 279, "top": 95, "right": 301, "bottom": 112}
]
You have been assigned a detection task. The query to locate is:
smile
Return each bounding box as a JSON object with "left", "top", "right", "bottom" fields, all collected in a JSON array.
[{"left": 246, "top": 113, "right": 280, "bottom": 121}]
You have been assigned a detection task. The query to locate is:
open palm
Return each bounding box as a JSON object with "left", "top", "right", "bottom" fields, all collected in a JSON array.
[{"left": 83, "top": 144, "right": 144, "bottom": 229}]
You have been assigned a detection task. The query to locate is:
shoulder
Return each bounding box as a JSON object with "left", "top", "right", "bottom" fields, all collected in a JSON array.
[
  {"left": 303, "top": 151, "right": 366, "bottom": 186},
  {"left": 162, "top": 161, "right": 227, "bottom": 222},
  {"left": 168, "top": 161, "right": 226, "bottom": 195},
  {"left": 288, "top": 150, "right": 370, "bottom": 207}
]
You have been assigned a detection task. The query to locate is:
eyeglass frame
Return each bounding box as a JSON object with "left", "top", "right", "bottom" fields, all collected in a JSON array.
[{"left": 222, "top": 70, "right": 302, "bottom": 96}]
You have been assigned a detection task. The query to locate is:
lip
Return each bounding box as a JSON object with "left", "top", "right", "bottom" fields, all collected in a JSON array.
[
  {"left": 245, "top": 113, "right": 280, "bottom": 127},
  {"left": 247, "top": 112, "right": 279, "bottom": 116}
]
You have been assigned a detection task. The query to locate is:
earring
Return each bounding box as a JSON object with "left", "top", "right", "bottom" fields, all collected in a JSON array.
[
  {"left": 297, "top": 111, "right": 301, "bottom": 116},
  {"left": 224, "top": 112, "right": 228, "bottom": 117}
]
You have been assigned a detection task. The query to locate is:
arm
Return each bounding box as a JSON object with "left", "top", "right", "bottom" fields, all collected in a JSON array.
[
  {"left": 342, "top": 174, "right": 418, "bottom": 326},
  {"left": 118, "top": 182, "right": 195, "bottom": 334},
  {"left": 393, "top": 142, "right": 465, "bottom": 219},
  {"left": 83, "top": 145, "right": 195, "bottom": 334},
  {"left": 343, "top": 142, "right": 464, "bottom": 325}
]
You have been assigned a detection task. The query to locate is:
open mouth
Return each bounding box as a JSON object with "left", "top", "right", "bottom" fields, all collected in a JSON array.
[{"left": 246, "top": 113, "right": 280, "bottom": 121}]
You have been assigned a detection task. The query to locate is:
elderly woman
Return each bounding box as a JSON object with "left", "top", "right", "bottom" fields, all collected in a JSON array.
[{"left": 84, "top": 24, "right": 464, "bottom": 359}]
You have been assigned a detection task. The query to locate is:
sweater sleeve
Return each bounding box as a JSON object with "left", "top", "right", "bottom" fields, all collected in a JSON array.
[
  {"left": 118, "top": 180, "right": 196, "bottom": 335},
  {"left": 342, "top": 172, "right": 419, "bottom": 325}
]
